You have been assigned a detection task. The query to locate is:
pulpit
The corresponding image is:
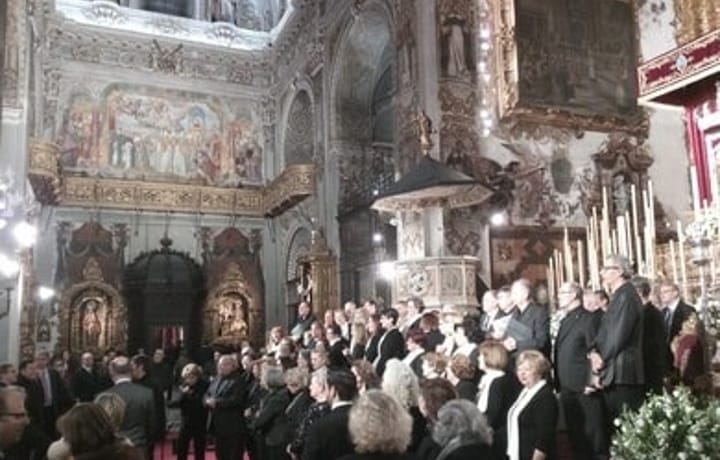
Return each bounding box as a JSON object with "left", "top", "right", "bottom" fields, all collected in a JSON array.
[{"left": 298, "top": 232, "right": 339, "bottom": 319}]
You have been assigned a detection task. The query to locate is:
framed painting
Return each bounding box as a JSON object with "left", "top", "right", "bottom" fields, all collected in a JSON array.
[
  {"left": 493, "top": 0, "right": 645, "bottom": 133},
  {"left": 489, "top": 226, "right": 585, "bottom": 288}
]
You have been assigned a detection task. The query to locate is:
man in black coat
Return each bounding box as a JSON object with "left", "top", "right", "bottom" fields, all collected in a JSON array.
[
  {"left": 302, "top": 370, "right": 357, "bottom": 460},
  {"left": 326, "top": 324, "right": 350, "bottom": 370},
  {"left": 504, "top": 279, "right": 550, "bottom": 358},
  {"left": 554, "top": 282, "right": 606, "bottom": 460},
  {"left": 71, "top": 352, "right": 100, "bottom": 403},
  {"left": 658, "top": 281, "right": 697, "bottom": 345},
  {"left": 589, "top": 255, "right": 645, "bottom": 437},
  {"left": 373, "top": 308, "right": 406, "bottom": 376},
  {"left": 34, "top": 351, "right": 72, "bottom": 440},
  {"left": 131, "top": 354, "right": 167, "bottom": 458},
  {"left": 106, "top": 356, "right": 157, "bottom": 456},
  {"left": 204, "top": 354, "right": 247, "bottom": 460},
  {"left": 633, "top": 276, "right": 669, "bottom": 394}
]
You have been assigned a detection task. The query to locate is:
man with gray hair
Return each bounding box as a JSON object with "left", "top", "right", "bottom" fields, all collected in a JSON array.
[
  {"left": 554, "top": 281, "right": 605, "bottom": 459},
  {"left": 0, "top": 386, "right": 29, "bottom": 457},
  {"left": 204, "top": 354, "right": 247, "bottom": 460},
  {"left": 432, "top": 399, "right": 494, "bottom": 458},
  {"left": 106, "top": 356, "right": 157, "bottom": 457},
  {"left": 589, "top": 254, "right": 644, "bottom": 438}
]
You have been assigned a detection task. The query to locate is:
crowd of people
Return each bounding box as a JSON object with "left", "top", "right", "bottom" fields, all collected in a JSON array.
[{"left": 0, "top": 254, "right": 707, "bottom": 460}]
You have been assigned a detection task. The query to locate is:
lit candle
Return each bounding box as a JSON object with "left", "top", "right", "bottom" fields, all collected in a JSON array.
[{"left": 669, "top": 240, "right": 679, "bottom": 285}]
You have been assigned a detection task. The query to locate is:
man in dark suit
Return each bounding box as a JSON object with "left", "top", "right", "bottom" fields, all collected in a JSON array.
[
  {"left": 290, "top": 301, "right": 316, "bottom": 342},
  {"left": 204, "top": 354, "right": 247, "bottom": 460},
  {"left": 0, "top": 386, "right": 31, "bottom": 459},
  {"left": 71, "top": 352, "right": 100, "bottom": 403},
  {"left": 14, "top": 360, "right": 51, "bottom": 459},
  {"left": 373, "top": 308, "right": 406, "bottom": 376},
  {"left": 34, "top": 351, "right": 71, "bottom": 439},
  {"left": 554, "top": 282, "right": 605, "bottom": 460},
  {"left": 325, "top": 324, "right": 349, "bottom": 370},
  {"left": 504, "top": 279, "right": 550, "bottom": 358},
  {"left": 106, "top": 356, "right": 157, "bottom": 457},
  {"left": 131, "top": 354, "right": 166, "bottom": 459},
  {"left": 151, "top": 349, "right": 173, "bottom": 401},
  {"left": 302, "top": 370, "right": 357, "bottom": 460},
  {"left": 658, "top": 281, "right": 696, "bottom": 345},
  {"left": 633, "top": 276, "right": 669, "bottom": 394},
  {"left": 589, "top": 255, "right": 645, "bottom": 437}
]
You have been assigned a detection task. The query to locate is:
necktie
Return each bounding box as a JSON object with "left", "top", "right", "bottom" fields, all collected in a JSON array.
[
  {"left": 41, "top": 370, "right": 52, "bottom": 406},
  {"left": 664, "top": 308, "right": 673, "bottom": 335}
]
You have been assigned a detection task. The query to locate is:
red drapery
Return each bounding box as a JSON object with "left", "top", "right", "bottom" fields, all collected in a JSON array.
[{"left": 684, "top": 84, "right": 719, "bottom": 205}]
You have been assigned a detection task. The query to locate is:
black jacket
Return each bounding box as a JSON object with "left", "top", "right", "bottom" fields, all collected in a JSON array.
[
  {"left": 667, "top": 301, "right": 696, "bottom": 344},
  {"left": 71, "top": 367, "right": 100, "bottom": 403},
  {"left": 365, "top": 330, "right": 384, "bottom": 363},
  {"left": 285, "top": 389, "right": 314, "bottom": 443},
  {"left": 592, "top": 281, "right": 645, "bottom": 387},
  {"left": 554, "top": 307, "right": 602, "bottom": 393},
  {"left": 514, "top": 384, "right": 558, "bottom": 460},
  {"left": 642, "top": 302, "right": 668, "bottom": 393},
  {"left": 254, "top": 388, "right": 291, "bottom": 446},
  {"left": 303, "top": 404, "right": 353, "bottom": 460},
  {"left": 509, "top": 304, "right": 550, "bottom": 357},
  {"left": 168, "top": 378, "right": 209, "bottom": 430},
  {"left": 205, "top": 370, "right": 248, "bottom": 437},
  {"left": 375, "top": 329, "right": 406, "bottom": 376},
  {"left": 135, "top": 374, "right": 167, "bottom": 441}
]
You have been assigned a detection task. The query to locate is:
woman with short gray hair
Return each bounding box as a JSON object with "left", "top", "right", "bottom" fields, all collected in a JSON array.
[{"left": 432, "top": 400, "right": 498, "bottom": 460}]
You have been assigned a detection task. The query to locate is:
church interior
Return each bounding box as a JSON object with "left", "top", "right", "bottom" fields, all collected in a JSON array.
[{"left": 2, "top": 0, "right": 720, "bottom": 458}]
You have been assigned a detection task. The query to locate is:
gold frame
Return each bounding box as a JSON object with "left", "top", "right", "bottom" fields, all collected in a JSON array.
[
  {"left": 28, "top": 139, "right": 316, "bottom": 217},
  {"left": 493, "top": 0, "right": 645, "bottom": 134}
]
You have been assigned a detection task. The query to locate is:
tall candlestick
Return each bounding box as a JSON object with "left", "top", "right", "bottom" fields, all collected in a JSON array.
[
  {"left": 631, "top": 185, "right": 642, "bottom": 269},
  {"left": 578, "top": 240, "right": 585, "bottom": 288},
  {"left": 601, "top": 188, "right": 611, "bottom": 261},
  {"left": 669, "top": 240, "right": 679, "bottom": 285},
  {"left": 677, "top": 220, "right": 689, "bottom": 299},
  {"left": 690, "top": 165, "right": 701, "bottom": 218}
]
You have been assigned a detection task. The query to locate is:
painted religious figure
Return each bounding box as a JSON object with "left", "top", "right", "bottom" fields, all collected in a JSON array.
[
  {"left": 218, "top": 296, "right": 248, "bottom": 338},
  {"left": 81, "top": 299, "right": 103, "bottom": 348}
]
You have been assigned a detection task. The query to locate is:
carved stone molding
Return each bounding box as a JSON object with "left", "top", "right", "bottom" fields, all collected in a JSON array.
[
  {"left": 28, "top": 138, "right": 63, "bottom": 205},
  {"left": 27, "top": 141, "right": 315, "bottom": 216},
  {"left": 393, "top": 256, "right": 480, "bottom": 310},
  {"left": 264, "top": 164, "right": 317, "bottom": 217}
]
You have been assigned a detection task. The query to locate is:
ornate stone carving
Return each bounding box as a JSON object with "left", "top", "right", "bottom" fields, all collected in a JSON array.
[
  {"left": 264, "top": 164, "right": 317, "bottom": 217},
  {"left": 82, "top": 1, "right": 128, "bottom": 25},
  {"left": 151, "top": 40, "right": 183, "bottom": 73},
  {"left": 394, "top": 257, "right": 479, "bottom": 311},
  {"left": 2, "top": 0, "right": 26, "bottom": 108},
  {"left": 27, "top": 138, "right": 62, "bottom": 205},
  {"left": 674, "top": 0, "right": 720, "bottom": 45}
]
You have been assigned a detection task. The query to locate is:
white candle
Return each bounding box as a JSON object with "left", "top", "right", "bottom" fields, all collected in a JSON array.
[
  {"left": 578, "top": 240, "right": 585, "bottom": 288},
  {"left": 669, "top": 240, "right": 679, "bottom": 285},
  {"left": 677, "top": 220, "right": 689, "bottom": 299}
]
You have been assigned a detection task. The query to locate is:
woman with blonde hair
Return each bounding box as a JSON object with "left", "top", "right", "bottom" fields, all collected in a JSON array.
[
  {"left": 421, "top": 353, "right": 448, "bottom": 379},
  {"left": 506, "top": 350, "right": 558, "bottom": 460},
  {"left": 48, "top": 394, "right": 128, "bottom": 460},
  {"left": 349, "top": 322, "right": 369, "bottom": 360},
  {"left": 167, "top": 363, "right": 209, "bottom": 460},
  {"left": 339, "top": 390, "right": 415, "bottom": 460},
  {"left": 55, "top": 403, "right": 140, "bottom": 460},
  {"left": 381, "top": 359, "right": 425, "bottom": 452}
]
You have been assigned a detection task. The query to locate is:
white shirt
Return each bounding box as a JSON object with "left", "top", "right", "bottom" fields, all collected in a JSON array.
[
  {"left": 477, "top": 369, "right": 505, "bottom": 413},
  {"left": 331, "top": 401, "right": 353, "bottom": 410},
  {"left": 114, "top": 377, "right": 132, "bottom": 385},
  {"left": 507, "top": 379, "right": 547, "bottom": 460},
  {"left": 402, "top": 348, "right": 424, "bottom": 367}
]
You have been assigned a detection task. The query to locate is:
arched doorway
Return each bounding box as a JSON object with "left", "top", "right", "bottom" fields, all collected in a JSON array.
[
  {"left": 124, "top": 237, "right": 205, "bottom": 357},
  {"left": 330, "top": 1, "right": 397, "bottom": 302}
]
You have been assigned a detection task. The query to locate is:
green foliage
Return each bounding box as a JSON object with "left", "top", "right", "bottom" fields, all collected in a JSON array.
[{"left": 612, "top": 387, "right": 720, "bottom": 460}]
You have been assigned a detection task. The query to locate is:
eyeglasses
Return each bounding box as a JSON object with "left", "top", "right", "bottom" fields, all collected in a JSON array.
[{"left": 0, "top": 412, "right": 28, "bottom": 420}]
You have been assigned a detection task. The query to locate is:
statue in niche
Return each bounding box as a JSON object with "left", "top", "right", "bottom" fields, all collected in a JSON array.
[
  {"left": 36, "top": 317, "right": 51, "bottom": 343},
  {"left": 296, "top": 262, "right": 313, "bottom": 305},
  {"left": 81, "top": 299, "right": 103, "bottom": 348},
  {"left": 612, "top": 173, "right": 631, "bottom": 217},
  {"left": 218, "top": 296, "right": 248, "bottom": 338},
  {"left": 442, "top": 15, "right": 471, "bottom": 78}
]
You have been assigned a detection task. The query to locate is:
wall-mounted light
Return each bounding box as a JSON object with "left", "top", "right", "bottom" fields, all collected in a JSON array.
[
  {"left": 0, "top": 253, "right": 19, "bottom": 278},
  {"left": 37, "top": 286, "right": 56, "bottom": 301},
  {"left": 490, "top": 212, "right": 507, "bottom": 227},
  {"left": 378, "top": 261, "right": 396, "bottom": 280},
  {"left": 372, "top": 232, "right": 384, "bottom": 244},
  {"left": 13, "top": 221, "right": 37, "bottom": 248}
]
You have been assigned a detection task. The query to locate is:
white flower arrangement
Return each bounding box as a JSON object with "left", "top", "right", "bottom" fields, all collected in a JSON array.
[
  {"left": 612, "top": 387, "right": 720, "bottom": 459},
  {"left": 684, "top": 213, "right": 720, "bottom": 245}
]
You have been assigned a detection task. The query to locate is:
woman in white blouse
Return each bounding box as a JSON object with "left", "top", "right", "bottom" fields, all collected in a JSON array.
[{"left": 506, "top": 350, "right": 558, "bottom": 460}]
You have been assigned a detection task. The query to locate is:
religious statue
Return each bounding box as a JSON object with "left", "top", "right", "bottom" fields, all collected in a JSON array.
[
  {"left": 416, "top": 110, "right": 433, "bottom": 151},
  {"left": 612, "top": 173, "right": 630, "bottom": 217},
  {"left": 82, "top": 299, "right": 103, "bottom": 348},
  {"left": 443, "top": 16, "right": 469, "bottom": 77},
  {"left": 296, "top": 263, "right": 313, "bottom": 305},
  {"left": 218, "top": 297, "right": 248, "bottom": 338}
]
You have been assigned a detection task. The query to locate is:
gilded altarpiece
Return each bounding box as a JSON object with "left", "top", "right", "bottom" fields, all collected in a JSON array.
[
  {"left": 56, "top": 222, "right": 128, "bottom": 354},
  {"left": 201, "top": 228, "right": 265, "bottom": 349}
]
